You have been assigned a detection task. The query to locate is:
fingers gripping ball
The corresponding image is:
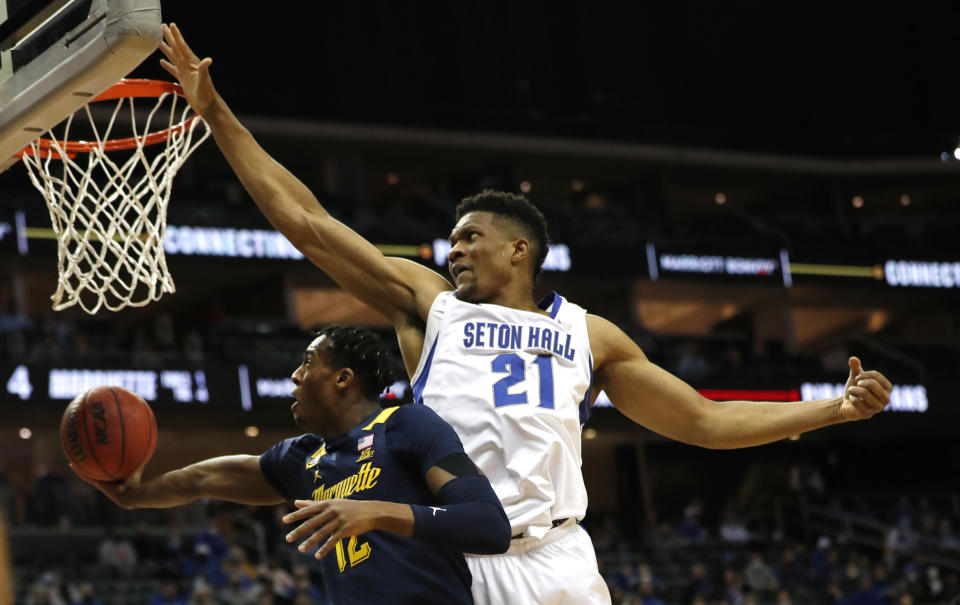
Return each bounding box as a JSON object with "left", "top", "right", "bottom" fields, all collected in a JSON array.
[{"left": 60, "top": 386, "right": 157, "bottom": 481}]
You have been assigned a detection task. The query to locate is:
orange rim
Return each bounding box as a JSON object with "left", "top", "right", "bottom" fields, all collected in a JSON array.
[{"left": 16, "top": 79, "right": 200, "bottom": 156}]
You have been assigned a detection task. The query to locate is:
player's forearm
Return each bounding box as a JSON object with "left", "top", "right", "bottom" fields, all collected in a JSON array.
[
  {"left": 693, "top": 396, "right": 844, "bottom": 449},
  {"left": 120, "top": 456, "right": 283, "bottom": 509},
  {"left": 201, "top": 95, "right": 331, "bottom": 245},
  {"left": 365, "top": 501, "right": 416, "bottom": 537},
  {"left": 123, "top": 466, "right": 207, "bottom": 508},
  {"left": 410, "top": 475, "right": 511, "bottom": 554}
]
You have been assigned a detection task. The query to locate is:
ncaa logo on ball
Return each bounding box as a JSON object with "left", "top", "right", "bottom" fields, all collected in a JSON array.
[{"left": 92, "top": 400, "right": 110, "bottom": 445}]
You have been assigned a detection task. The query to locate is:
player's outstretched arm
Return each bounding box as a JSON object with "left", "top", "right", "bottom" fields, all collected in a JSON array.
[
  {"left": 158, "top": 24, "right": 451, "bottom": 325},
  {"left": 75, "top": 455, "right": 285, "bottom": 509},
  {"left": 588, "top": 315, "right": 894, "bottom": 449}
]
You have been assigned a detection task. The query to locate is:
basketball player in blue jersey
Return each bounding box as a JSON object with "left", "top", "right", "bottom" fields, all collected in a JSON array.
[
  {"left": 159, "top": 23, "right": 895, "bottom": 604},
  {"left": 77, "top": 326, "right": 511, "bottom": 605}
]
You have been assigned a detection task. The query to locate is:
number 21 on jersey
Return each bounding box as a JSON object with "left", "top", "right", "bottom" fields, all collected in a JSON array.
[{"left": 491, "top": 353, "right": 554, "bottom": 409}]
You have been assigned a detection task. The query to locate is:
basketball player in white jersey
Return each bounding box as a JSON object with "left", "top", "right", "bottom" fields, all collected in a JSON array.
[{"left": 160, "top": 23, "right": 894, "bottom": 604}]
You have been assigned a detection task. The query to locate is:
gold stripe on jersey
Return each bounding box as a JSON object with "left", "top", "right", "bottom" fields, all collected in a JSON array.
[{"left": 362, "top": 406, "right": 400, "bottom": 430}]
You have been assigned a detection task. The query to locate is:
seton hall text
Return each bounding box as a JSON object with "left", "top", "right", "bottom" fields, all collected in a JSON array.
[{"left": 462, "top": 321, "right": 576, "bottom": 361}]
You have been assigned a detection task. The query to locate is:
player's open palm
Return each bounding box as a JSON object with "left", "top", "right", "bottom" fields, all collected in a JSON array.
[
  {"left": 840, "top": 356, "right": 893, "bottom": 420},
  {"left": 283, "top": 499, "right": 384, "bottom": 560},
  {"left": 158, "top": 23, "right": 216, "bottom": 116}
]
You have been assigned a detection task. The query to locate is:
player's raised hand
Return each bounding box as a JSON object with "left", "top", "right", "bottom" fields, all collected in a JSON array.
[
  {"left": 158, "top": 23, "right": 216, "bottom": 116},
  {"left": 839, "top": 357, "right": 893, "bottom": 421}
]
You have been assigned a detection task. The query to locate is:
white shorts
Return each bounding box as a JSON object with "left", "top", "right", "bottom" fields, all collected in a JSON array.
[{"left": 466, "top": 519, "right": 611, "bottom": 605}]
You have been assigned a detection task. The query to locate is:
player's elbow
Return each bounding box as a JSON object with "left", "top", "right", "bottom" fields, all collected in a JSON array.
[
  {"left": 672, "top": 399, "right": 730, "bottom": 449},
  {"left": 686, "top": 401, "right": 744, "bottom": 449},
  {"left": 472, "top": 505, "right": 511, "bottom": 554}
]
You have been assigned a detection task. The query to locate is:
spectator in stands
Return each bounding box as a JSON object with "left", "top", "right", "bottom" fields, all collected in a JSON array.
[
  {"left": 218, "top": 570, "right": 259, "bottom": 605},
  {"left": 131, "top": 329, "right": 162, "bottom": 368},
  {"left": 637, "top": 579, "right": 665, "bottom": 605},
  {"left": 743, "top": 552, "right": 778, "bottom": 595},
  {"left": 31, "top": 465, "right": 71, "bottom": 527},
  {"left": 924, "top": 565, "right": 945, "bottom": 602},
  {"left": 148, "top": 581, "right": 188, "bottom": 605},
  {"left": 187, "top": 584, "right": 216, "bottom": 605},
  {"left": 291, "top": 567, "right": 325, "bottom": 604},
  {"left": 32, "top": 315, "right": 76, "bottom": 362},
  {"left": 67, "top": 582, "right": 104, "bottom": 605},
  {"left": 943, "top": 571, "right": 960, "bottom": 602},
  {"left": 720, "top": 567, "right": 745, "bottom": 605},
  {"left": 871, "top": 564, "right": 892, "bottom": 598},
  {"left": 25, "top": 572, "right": 67, "bottom": 605},
  {"left": 675, "top": 342, "right": 711, "bottom": 382},
  {"left": 680, "top": 562, "right": 715, "bottom": 604},
  {"left": 154, "top": 313, "right": 177, "bottom": 355},
  {"left": 719, "top": 504, "right": 751, "bottom": 544},
  {"left": 886, "top": 522, "right": 919, "bottom": 554},
  {"left": 256, "top": 590, "right": 275, "bottom": 605},
  {"left": 258, "top": 559, "right": 295, "bottom": 602},
  {"left": 637, "top": 564, "right": 657, "bottom": 590},
  {"left": 841, "top": 553, "right": 864, "bottom": 592},
  {"left": 652, "top": 521, "right": 679, "bottom": 548},
  {"left": 588, "top": 513, "right": 619, "bottom": 551},
  {"left": 676, "top": 498, "right": 706, "bottom": 543},
  {"left": 183, "top": 542, "right": 227, "bottom": 589},
  {"left": 607, "top": 584, "right": 626, "bottom": 604},
  {"left": 131, "top": 523, "right": 171, "bottom": 572},
  {"left": 836, "top": 574, "right": 885, "bottom": 605},
  {"left": 775, "top": 588, "right": 793, "bottom": 605},
  {"left": 0, "top": 285, "right": 32, "bottom": 361},
  {"left": 938, "top": 517, "right": 959, "bottom": 553},
  {"left": 775, "top": 547, "right": 805, "bottom": 591},
  {"left": 891, "top": 496, "right": 918, "bottom": 531},
  {"left": 808, "top": 538, "right": 840, "bottom": 584},
  {"left": 788, "top": 461, "right": 825, "bottom": 494},
  {"left": 98, "top": 528, "right": 138, "bottom": 571},
  {"left": 611, "top": 562, "right": 640, "bottom": 594},
  {"left": 26, "top": 583, "right": 65, "bottom": 605},
  {"left": 221, "top": 546, "right": 255, "bottom": 586},
  {"left": 184, "top": 330, "right": 205, "bottom": 364}
]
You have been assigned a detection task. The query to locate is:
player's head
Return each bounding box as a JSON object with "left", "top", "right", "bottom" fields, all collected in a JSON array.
[
  {"left": 450, "top": 190, "right": 550, "bottom": 302},
  {"left": 290, "top": 326, "right": 396, "bottom": 434}
]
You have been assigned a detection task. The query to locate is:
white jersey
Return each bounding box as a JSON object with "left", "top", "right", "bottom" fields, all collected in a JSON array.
[{"left": 410, "top": 290, "right": 594, "bottom": 538}]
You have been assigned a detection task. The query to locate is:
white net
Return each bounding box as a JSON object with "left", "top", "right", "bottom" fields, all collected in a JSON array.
[{"left": 20, "top": 86, "right": 210, "bottom": 314}]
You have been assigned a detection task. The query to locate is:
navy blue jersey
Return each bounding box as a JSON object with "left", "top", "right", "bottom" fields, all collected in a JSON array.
[{"left": 260, "top": 405, "right": 473, "bottom": 605}]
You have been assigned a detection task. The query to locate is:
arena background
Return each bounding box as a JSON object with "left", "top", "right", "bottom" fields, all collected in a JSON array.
[{"left": 1, "top": 3, "right": 958, "bottom": 604}]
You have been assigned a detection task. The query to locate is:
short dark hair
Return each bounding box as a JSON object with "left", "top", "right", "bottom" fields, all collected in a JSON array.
[
  {"left": 312, "top": 326, "right": 399, "bottom": 402},
  {"left": 455, "top": 189, "right": 551, "bottom": 281}
]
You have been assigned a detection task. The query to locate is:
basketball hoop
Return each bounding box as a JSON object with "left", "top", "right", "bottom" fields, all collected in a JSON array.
[{"left": 17, "top": 79, "right": 211, "bottom": 314}]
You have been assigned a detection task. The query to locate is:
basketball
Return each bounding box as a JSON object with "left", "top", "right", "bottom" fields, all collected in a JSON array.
[{"left": 60, "top": 386, "right": 158, "bottom": 482}]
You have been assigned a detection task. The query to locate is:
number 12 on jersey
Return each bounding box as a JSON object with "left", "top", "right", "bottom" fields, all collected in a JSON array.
[{"left": 491, "top": 353, "right": 554, "bottom": 409}]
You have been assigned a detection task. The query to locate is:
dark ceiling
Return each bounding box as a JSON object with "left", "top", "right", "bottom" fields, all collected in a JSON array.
[{"left": 136, "top": 2, "right": 960, "bottom": 159}]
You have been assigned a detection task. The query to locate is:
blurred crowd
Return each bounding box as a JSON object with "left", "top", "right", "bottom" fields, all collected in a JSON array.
[
  {"left": 588, "top": 493, "right": 960, "bottom": 605},
  {"left": 8, "top": 451, "right": 959, "bottom": 605},
  {"left": 15, "top": 502, "right": 328, "bottom": 605}
]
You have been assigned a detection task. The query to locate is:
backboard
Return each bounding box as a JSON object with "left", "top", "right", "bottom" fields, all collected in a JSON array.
[{"left": 0, "top": 0, "right": 161, "bottom": 173}]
